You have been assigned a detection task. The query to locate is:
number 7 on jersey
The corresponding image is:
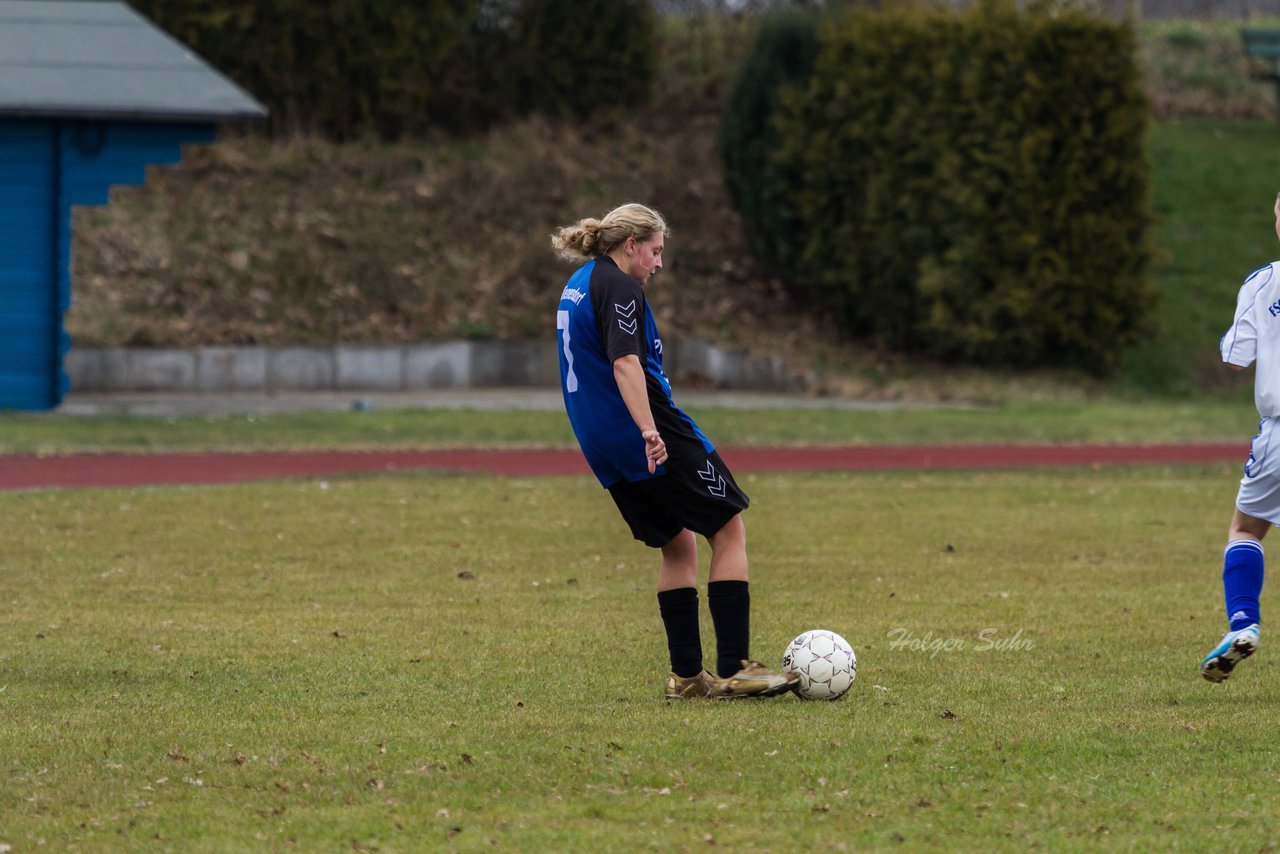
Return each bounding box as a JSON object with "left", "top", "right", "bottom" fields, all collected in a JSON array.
[{"left": 556, "top": 310, "right": 578, "bottom": 393}]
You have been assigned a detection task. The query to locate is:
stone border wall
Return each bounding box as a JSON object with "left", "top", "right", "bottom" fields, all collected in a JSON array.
[{"left": 65, "top": 339, "right": 809, "bottom": 394}]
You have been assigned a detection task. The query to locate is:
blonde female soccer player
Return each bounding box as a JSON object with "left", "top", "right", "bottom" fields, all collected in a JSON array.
[{"left": 551, "top": 203, "right": 796, "bottom": 700}]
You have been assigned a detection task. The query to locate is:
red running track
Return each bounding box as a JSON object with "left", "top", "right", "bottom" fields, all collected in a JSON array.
[{"left": 0, "top": 443, "right": 1248, "bottom": 491}]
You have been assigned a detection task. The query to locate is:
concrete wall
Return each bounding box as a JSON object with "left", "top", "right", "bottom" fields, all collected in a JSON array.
[{"left": 65, "top": 339, "right": 810, "bottom": 394}]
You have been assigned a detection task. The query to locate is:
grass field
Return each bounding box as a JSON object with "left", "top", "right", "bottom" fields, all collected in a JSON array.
[
  {"left": 1129, "top": 118, "right": 1280, "bottom": 397},
  {"left": 0, "top": 397, "right": 1263, "bottom": 454},
  {"left": 4, "top": 455, "right": 1279, "bottom": 850},
  {"left": 14, "top": 15, "right": 1280, "bottom": 850}
]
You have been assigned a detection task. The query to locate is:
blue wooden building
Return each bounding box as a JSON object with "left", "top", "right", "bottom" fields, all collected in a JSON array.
[{"left": 0, "top": 0, "right": 266, "bottom": 410}]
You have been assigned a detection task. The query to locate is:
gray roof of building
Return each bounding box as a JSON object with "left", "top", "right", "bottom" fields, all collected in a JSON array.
[{"left": 0, "top": 0, "right": 267, "bottom": 122}]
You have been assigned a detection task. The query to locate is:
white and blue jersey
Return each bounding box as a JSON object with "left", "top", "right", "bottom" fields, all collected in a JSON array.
[
  {"left": 1223, "top": 260, "right": 1280, "bottom": 417},
  {"left": 556, "top": 256, "right": 714, "bottom": 488},
  {"left": 1222, "top": 260, "right": 1280, "bottom": 523}
]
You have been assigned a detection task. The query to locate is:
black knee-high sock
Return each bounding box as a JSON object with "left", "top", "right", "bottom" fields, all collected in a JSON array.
[
  {"left": 658, "top": 587, "right": 703, "bottom": 678},
  {"left": 708, "top": 580, "right": 750, "bottom": 678}
]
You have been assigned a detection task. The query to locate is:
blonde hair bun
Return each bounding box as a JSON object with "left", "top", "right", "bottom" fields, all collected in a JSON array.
[{"left": 552, "top": 204, "right": 668, "bottom": 263}]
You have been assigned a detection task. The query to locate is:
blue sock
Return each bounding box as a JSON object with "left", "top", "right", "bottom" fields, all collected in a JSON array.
[{"left": 1223, "top": 540, "right": 1265, "bottom": 631}]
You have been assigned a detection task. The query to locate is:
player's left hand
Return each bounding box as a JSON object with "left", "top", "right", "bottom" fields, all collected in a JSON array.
[{"left": 642, "top": 429, "right": 667, "bottom": 474}]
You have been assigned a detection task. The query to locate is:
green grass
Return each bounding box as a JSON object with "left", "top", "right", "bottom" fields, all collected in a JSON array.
[
  {"left": 3, "top": 465, "right": 1278, "bottom": 850},
  {"left": 1137, "top": 18, "right": 1279, "bottom": 120},
  {"left": 1128, "top": 118, "right": 1280, "bottom": 396},
  {"left": 0, "top": 398, "right": 1263, "bottom": 454}
]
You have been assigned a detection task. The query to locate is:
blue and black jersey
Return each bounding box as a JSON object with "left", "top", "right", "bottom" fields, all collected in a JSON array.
[{"left": 556, "top": 255, "right": 714, "bottom": 488}]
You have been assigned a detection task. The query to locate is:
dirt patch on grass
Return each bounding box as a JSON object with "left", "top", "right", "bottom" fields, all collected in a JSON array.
[{"left": 70, "top": 112, "right": 815, "bottom": 350}]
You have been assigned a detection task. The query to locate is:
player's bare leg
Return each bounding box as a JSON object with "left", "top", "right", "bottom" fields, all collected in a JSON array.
[
  {"left": 658, "top": 528, "right": 698, "bottom": 592},
  {"left": 1201, "top": 508, "right": 1269, "bottom": 682},
  {"left": 707, "top": 513, "right": 747, "bottom": 583},
  {"left": 1228, "top": 507, "right": 1271, "bottom": 544}
]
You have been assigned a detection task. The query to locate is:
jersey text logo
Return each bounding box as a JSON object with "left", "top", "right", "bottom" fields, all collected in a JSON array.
[{"left": 1269, "top": 298, "right": 1280, "bottom": 317}]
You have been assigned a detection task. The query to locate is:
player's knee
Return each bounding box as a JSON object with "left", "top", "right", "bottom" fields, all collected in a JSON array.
[
  {"left": 711, "top": 514, "right": 746, "bottom": 548},
  {"left": 1230, "top": 508, "right": 1272, "bottom": 541},
  {"left": 661, "top": 528, "right": 698, "bottom": 560}
]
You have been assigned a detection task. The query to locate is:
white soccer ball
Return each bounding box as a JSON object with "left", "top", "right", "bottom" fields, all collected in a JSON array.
[{"left": 782, "top": 629, "right": 857, "bottom": 700}]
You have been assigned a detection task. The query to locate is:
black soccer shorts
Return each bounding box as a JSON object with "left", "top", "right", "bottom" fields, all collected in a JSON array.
[{"left": 606, "top": 450, "right": 750, "bottom": 548}]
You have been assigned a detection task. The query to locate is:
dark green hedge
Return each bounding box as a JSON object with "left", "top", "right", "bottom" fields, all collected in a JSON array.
[
  {"left": 130, "top": 0, "right": 478, "bottom": 137},
  {"left": 748, "top": 1, "right": 1154, "bottom": 375},
  {"left": 130, "top": 0, "right": 654, "bottom": 138},
  {"left": 513, "top": 0, "right": 655, "bottom": 119},
  {"left": 718, "top": 9, "right": 820, "bottom": 273}
]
